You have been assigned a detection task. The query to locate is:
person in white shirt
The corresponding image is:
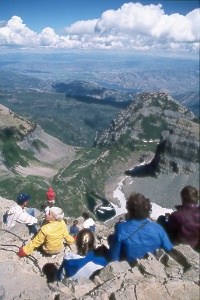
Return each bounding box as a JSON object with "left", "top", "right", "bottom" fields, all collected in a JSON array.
[
  {"left": 82, "top": 212, "right": 95, "bottom": 232},
  {"left": 6, "top": 193, "right": 38, "bottom": 234}
]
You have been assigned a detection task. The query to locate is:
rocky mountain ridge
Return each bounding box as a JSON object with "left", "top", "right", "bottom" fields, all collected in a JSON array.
[
  {"left": 52, "top": 80, "right": 135, "bottom": 108},
  {"left": 95, "top": 92, "right": 197, "bottom": 147}
]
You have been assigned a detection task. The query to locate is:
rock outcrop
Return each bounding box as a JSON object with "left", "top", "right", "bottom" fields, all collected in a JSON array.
[
  {"left": 0, "top": 104, "right": 35, "bottom": 138},
  {"left": 126, "top": 118, "right": 199, "bottom": 177},
  {"left": 0, "top": 196, "right": 199, "bottom": 300},
  {"left": 152, "top": 119, "right": 199, "bottom": 175}
]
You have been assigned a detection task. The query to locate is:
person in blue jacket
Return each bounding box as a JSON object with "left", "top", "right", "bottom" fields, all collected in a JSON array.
[
  {"left": 108, "top": 192, "right": 174, "bottom": 263},
  {"left": 42, "top": 228, "right": 108, "bottom": 282}
]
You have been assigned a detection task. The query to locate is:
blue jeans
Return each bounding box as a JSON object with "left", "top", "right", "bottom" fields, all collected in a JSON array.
[{"left": 27, "top": 209, "right": 37, "bottom": 235}]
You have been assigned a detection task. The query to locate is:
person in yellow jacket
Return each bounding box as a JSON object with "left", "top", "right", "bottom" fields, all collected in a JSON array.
[{"left": 18, "top": 207, "right": 75, "bottom": 256}]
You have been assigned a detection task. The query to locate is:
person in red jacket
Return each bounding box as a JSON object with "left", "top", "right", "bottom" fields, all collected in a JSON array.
[{"left": 46, "top": 187, "right": 55, "bottom": 205}]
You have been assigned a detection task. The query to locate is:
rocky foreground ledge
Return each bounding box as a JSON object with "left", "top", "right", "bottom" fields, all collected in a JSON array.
[{"left": 0, "top": 197, "right": 199, "bottom": 300}]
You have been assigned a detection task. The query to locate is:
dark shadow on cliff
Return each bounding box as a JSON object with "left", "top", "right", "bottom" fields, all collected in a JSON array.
[{"left": 124, "top": 140, "right": 167, "bottom": 178}]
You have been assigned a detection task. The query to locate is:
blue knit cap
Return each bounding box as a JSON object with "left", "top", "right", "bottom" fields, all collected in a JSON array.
[{"left": 17, "top": 193, "right": 31, "bottom": 204}]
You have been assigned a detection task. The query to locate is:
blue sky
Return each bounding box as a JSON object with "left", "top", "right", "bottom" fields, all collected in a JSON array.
[
  {"left": 0, "top": 1, "right": 199, "bottom": 33},
  {"left": 0, "top": 0, "right": 199, "bottom": 56}
]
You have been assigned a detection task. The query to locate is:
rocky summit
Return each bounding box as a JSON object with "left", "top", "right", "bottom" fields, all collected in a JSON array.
[
  {"left": 94, "top": 92, "right": 197, "bottom": 147},
  {"left": 0, "top": 196, "right": 199, "bottom": 300}
]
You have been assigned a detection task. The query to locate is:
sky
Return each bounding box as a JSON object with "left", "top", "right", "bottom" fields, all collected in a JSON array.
[{"left": 0, "top": 0, "right": 199, "bottom": 56}]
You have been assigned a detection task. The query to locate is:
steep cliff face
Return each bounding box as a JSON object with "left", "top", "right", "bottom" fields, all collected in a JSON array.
[
  {"left": 153, "top": 119, "right": 199, "bottom": 175},
  {"left": 126, "top": 118, "right": 199, "bottom": 177}
]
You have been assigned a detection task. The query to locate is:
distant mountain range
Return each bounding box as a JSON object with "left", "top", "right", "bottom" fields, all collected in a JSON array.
[{"left": 0, "top": 52, "right": 199, "bottom": 95}]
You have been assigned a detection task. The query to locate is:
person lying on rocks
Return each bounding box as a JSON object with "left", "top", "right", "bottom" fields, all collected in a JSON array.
[
  {"left": 107, "top": 193, "right": 192, "bottom": 270},
  {"left": 17, "top": 207, "right": 74, "bottom": 257},
  {"left": 42, "top": 228, "right": 108, "bottom": 282},
  {"left": 158, "top": 185, "right": 200, "bottom": 252},
  {"left": 6, "top": 193, "right": 38, "bottom": 235}
]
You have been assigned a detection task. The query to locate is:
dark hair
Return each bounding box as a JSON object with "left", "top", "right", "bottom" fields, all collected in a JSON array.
[
  {"left": 181, "top": 185, "right": 199, "bottom": 204},
  {"left": 42, "top": 263, "right": 58, "bottom": 283},
  {"left": 73, "top": 219, "right": 78, "bottom": 226},
  {"left": 82, "top": 212, "right": 89, "bottom": 220},
  {"left": 126, "top": 193, "right": 152, "bottom": 220},
  {"left": 76, "top": 229, "right": 95, "bottom": 256},
  {"left": 40, "top": 204, "right": 47, "bottom": 210}
]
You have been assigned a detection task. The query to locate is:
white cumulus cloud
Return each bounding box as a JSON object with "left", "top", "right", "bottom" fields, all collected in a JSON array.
[
  {"left": 0, "top": 16, "right": 38, "bottom": 46},
  {"left": 95, "top": 3, "right": 164, "bottom": 35},
  {"left": 39, "top": 27, "right": 60, "bottom": 46},
  {"left": 65, "top": 19, "right": 98, "bottom": 34},
  {"left": 0, "top": 3, "right": 199, "bottom": 56}
]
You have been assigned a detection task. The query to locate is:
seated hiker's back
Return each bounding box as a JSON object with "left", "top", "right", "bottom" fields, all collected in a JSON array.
[
  {"left": 108, "top": 193, "right": 173, "bottom": 263},
  {"left": 165, "top": 186, "right": 200, "bottom": 250}
]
